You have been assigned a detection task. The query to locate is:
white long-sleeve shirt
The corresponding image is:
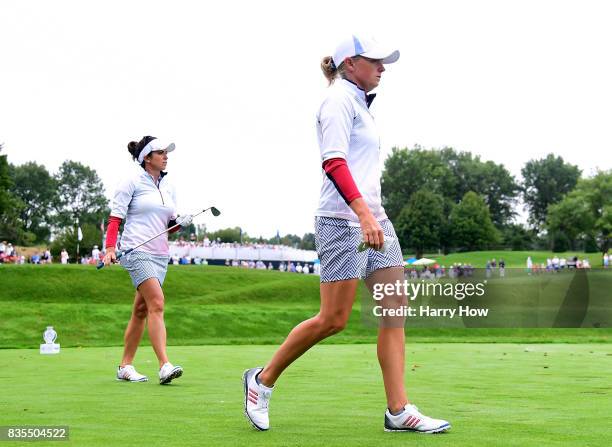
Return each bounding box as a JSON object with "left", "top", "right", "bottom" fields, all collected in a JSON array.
[{"left": 315, "top": 78, "right": 387, "bottom": 224}]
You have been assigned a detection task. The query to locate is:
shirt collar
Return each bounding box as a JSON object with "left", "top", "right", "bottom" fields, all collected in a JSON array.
[
  {"left": 141, "top": 169, "right": 167, "bottom": 185},
  {"left": 339, "top": 78, "right": 377, "bottom": 108}
]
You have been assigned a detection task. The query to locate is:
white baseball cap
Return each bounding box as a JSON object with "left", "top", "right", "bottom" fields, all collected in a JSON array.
[
  {"left": 138, "top": 138, "right": 176, "bottom": 163},
  {"left": 332, "top": 35, "right": 400, "bottom": 68}
]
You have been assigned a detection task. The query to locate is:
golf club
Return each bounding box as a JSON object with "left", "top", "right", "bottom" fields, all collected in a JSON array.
[{"left": 97, "top": 206, "right": 221, "bottom": 270}]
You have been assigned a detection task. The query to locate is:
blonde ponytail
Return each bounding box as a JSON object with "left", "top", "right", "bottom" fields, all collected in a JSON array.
[{"left": 320, "top": 56, "right": 338, "bottom": 85}]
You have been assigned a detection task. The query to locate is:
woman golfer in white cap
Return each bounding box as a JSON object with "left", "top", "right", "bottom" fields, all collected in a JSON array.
[
  {"left": 103, "top": 136, "right": 192, "bottom": 385},
  {"left": 244, "top": 35, "right": 450, "bottom": 433}
]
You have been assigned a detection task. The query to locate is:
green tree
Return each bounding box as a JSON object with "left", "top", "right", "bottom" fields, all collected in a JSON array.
[
  {"left": 546, "top": 195, "right": 593, "bottom": 251},
  {"left": 382, "top": 146, "right": 454, "bottom": 220},
  {"left": 583, "top": 235, "right": 599, "bottom": 253},
  {"left": 546, "top": 170, "right": 612, "bottom": 253},
  {"left": 500, "top": 223, "right": 536, "bottom": 251},
  {"left": 395, "top": 189, "right": 445, "bottom": 259},
  {"left": 10, "top": 162, "right": 56, "bottom": 242},
  {"left": 549, "top": 231, "right": 570, "bottom": 252},
  {"left": 382, "top": 146, "right": 518, "bottom": 227},
  {"left": 439, "top": 148, "right": 518, "bottom": 227},
  {"left": 279, "top": 233, "right": 302, "bottom": 248},
  {"left": 50, "top": 223, "right": 102, "bottom": 262},
  {"left": 299, "top": 233, "right": 315, "bottom": 250},
  {"left": 521, "top": 154, "right": 581, "bottom": 230},
  {"left": 208, "top": 227, "right": 243, "bottom": 243},
  {"left": 449, "top": 191, "right": 500, "bottom": 251},
  {"left": 0, "top": 145, "right": 32, "bottom": 243},
  {"left": 586, "top": 171, "right": 612, "bottom": 253},
  {"left": 598, "top": 204, "right": 612, "bottom": 253},
  {"left": 0, "top": 144, "right": 12, "bottom": 218},
  {"left": 53, "top": 161, "right": 109, "bottom": 228}
]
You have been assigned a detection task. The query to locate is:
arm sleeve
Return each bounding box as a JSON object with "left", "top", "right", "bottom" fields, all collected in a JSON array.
[
  {"left": 318, "top": 95, "right": 354, "bottom": 162},
  {"left": 110, "top": 178, "right": 136, "bottom": 219},
  {"left": 105, "top": 216, "right": 122, "bottom": 249},
  {"left": 322, "top": 158, "right": 362, "bottom": 205}
]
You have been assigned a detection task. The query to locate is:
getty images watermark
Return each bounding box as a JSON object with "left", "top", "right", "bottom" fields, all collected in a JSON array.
[
  {"left": 361, "top": 268, "right": 611, "bottom": 328},
  {"left": 370, "top": 280, "right": 489, "bottom": 318}
]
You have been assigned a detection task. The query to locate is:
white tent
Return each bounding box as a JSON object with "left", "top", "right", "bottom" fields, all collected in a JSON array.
[{"left": 411, "top": 258, "right": 436, "bottom": 266}]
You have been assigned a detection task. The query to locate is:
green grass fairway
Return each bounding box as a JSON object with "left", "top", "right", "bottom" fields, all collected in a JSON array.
[
  {"left": 1, "top": 265, "right": 610, "bottom": 348},
  {"left": 2, "top": 263, "right": 610, "bottom": 446},
  {"left": 1, "top": 344, "right": 610, "bottom": 446}
]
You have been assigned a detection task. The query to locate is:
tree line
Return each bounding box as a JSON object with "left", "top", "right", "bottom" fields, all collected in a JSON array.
[
  {"left": 1, "top": 144, "right": 610, "bottom": 257},
  {"left": 173, "top": 225, "right": 316, "bottom": 251},
  {"left": 0, "top": 144, "right": 316, "bottom": 255},
  {"left": 0, "top": 147, "right": 110, "bottom": 256},
  {"left": 383, "top": 146, "right": 610, "bottom": 257}
]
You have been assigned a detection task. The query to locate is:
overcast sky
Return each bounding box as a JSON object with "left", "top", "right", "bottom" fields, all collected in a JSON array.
[{"left": 2, "top": 0, "right": 611, "bottom": 238}]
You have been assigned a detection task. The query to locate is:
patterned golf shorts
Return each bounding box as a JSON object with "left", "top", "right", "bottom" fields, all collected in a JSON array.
[
  {"left": 314, "top": 217, "right": 404, "bottom": 283},
  {"left": 120, "top": 250, "right": 170, "bottom": 289}
]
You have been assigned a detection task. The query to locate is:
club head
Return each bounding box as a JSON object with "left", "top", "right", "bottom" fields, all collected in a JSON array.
[{"left": 211, "top": 206, "right": 221, "bottom": 216}]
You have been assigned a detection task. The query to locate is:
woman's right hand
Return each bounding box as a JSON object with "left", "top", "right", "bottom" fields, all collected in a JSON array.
[
  {"left": 103, "top": 248, "right": 117, "bottom": 266},
  {"left": 351, "top": 198, "right": 384, "bottom": 250}
]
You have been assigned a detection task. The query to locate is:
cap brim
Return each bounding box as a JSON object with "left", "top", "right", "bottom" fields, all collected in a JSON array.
[{"left": 362, "top": 48, "right": 400, "bottom": 64}]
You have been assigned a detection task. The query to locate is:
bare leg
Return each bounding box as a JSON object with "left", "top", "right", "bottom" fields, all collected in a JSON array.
[
  {"left": 137, "top": 278, "right": 169, "bottom": 368},
  {"left": 120, "top": 290, "right": 148, "bottom": 366},
  {"left": 365, "top": 267, "right": 409, "bottom": 413},
  {"left": 258, "top": 279, "right": 359, "bottom": 387}
]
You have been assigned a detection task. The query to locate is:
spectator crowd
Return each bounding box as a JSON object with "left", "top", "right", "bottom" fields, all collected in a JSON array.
[
  {"left": 1, "top": 239, "right": 609, "bottom": 279},
  {"left": 405, "top": 263, "right": 478, "bottom": 280},
  {"left": 168, "top": 254, "right": 320, "bottom": 275},
  {"left": 526, "top": 255, "right": 594, "bottom": 274},
  {"left": 171, "top": 236, "right": 296, "bottom": 252}
]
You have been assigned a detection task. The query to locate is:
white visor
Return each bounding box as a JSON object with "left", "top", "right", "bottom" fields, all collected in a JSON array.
[{"left": 138, "top": 139, "right": 176, "bottom": 163}]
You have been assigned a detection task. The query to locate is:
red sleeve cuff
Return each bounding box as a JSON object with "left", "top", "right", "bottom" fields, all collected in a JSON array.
[
  {"left": 322, "top": 158, "right": 362, "bottom": 205},
  {"left": 105, "top": 216, "right": 122, "bottom": 248}
]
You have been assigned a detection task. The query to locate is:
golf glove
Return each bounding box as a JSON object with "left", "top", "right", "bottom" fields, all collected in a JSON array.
[
  {"left": 357, "top": 237, "right": 394, "bottom": 254},
  {"left": 176, "top": 214, "right": 193, "bottom": 227}
]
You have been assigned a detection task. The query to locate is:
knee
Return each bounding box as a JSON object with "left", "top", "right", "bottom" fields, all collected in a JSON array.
[
  {"left": 134, "top": 303, "right": 148, "bottom": 320},
  {"left": 317, "top": 314, "right": 348, "bottom": 336},
  {"left": 146, "top": 298, "right": 164, "bottom": 315}
]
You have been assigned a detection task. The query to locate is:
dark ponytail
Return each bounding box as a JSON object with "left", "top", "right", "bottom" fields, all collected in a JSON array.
[
  {"left": 127, "top": 136, "right": 156, "bottom": 169},
  {"left": 127, "top": 141, "right": 140, "bottom": 160}
]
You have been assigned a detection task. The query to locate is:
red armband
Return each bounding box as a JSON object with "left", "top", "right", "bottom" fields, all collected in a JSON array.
[
  {"left": 322, "top": 158, "right": 362, "bottom": 205},
  {"left": 105, "top": 216, "right": 122, "bottom": 249}
]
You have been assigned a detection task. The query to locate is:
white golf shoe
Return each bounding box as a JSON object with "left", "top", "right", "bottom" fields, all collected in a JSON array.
[
  {"left": 384, "top": 404, "right": 451, "bottom": 434},
  {"left": 243, "top": 367, "right": 274, "bottom": 430},
  {"left": 116, "top": 365, "right": 148, "bottom": 382},
  {"left": 159, "top": 362, "right": 183, "bottom": 385}
]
